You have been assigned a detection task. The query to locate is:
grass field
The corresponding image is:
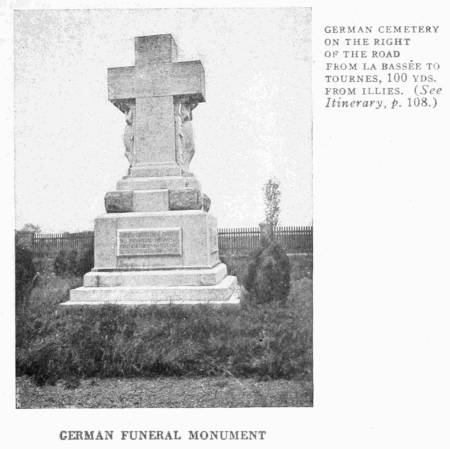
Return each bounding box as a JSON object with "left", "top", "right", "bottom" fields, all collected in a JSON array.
[{"left": 16, "top": 260, "right": 313, "bottom": 408}]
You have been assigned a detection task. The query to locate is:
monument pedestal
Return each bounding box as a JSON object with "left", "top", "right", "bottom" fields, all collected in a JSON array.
[
  {"left": 64, "top": 210, "right": 239, "bottom": 306},
  {"left": 67, "top": 275, "right": 239, "bottom": 305}
]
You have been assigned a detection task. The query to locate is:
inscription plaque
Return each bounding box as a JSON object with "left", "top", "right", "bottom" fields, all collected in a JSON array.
[
  {"left": 117, "top": 228, "right": 182, "bottom": 256},
  {"left": 209, "top": 227, "right": 218, "bottom": 253}
]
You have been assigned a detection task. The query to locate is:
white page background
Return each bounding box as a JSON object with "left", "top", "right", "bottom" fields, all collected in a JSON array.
[{"left": 2, "top": 1, "right": 449, "bottom": 448}]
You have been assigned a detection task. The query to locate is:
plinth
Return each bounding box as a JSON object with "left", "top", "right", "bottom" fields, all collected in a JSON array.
[{"left": 65, "top": 174, "right": 239, "bottom": 305}]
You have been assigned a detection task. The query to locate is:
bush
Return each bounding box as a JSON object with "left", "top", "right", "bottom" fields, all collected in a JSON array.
[
  {"left": 244, "top": 241, "right": 291, "bottom": 304},
  {"left": 66, "top": 250, "right": 79, "bottom": 275},
  {"left": 54, "top": 251, "right": 67, "bottom": 276},
  {"left": 54, "top": 247, "right": 94, "bottom": 277},
  {"left": 78, "top": 246, "right": 94, "bottom": 275},
  {"left": 15, "top": 243, "right": 36, "bottom": 308}
]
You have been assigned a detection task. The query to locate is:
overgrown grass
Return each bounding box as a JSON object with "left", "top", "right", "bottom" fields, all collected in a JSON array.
[{"left": 16, "top": 272, "right": 312, "bottom": 386}]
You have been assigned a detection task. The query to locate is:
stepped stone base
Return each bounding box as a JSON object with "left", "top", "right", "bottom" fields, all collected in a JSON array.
[
  {"left": 62, "top": 209, "right": 240, "bottom": 307},
  {"left": 64, "top": 274, "right": 239, "bottom": 305},
  {"left": 83, "top": 263, "right": 228, "bottom": 287}
]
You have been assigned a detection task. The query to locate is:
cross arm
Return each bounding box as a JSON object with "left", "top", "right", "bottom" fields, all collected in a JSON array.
[
  {"left": 169, "top": 60, "right": 205, "bottom": 102},
  {"left": 107, "top": 66, "right": 136, "bottom": 103},
  {"left": 107, "top": 59, "right": 206, "bottom": 112},
  {"left": 136, "top": 60, "right": 205, "bottom": 102}
]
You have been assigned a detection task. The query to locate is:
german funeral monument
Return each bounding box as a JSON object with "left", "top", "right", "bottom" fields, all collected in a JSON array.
[{"left": 65, "top": 34, "right": 239, "bottom": 305}]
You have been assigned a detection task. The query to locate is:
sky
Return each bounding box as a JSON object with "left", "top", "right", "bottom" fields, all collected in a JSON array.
[{"left": 14, "top": 8, "right": 312, "bottom": 233}]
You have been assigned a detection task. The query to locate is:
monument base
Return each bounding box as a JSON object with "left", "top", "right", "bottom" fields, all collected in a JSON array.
[
  {"left": 63, "top": 209, "right": 241, "bottom": 307},
  {"left": 63, "top": 274, "right": 239, "bottom": 306},
  {"left": 81, "top": 263, "right": 228, "bottom": 287}
]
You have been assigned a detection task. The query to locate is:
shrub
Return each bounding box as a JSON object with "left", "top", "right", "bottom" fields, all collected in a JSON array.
[
  {"left": 66, "top": 250, "right": 79, "bottom": 275},
  {"left": 16, "top": 243, "right": 38, "bottom": 350},
  {"left": 15, "top": 243, "right": 36, "bottom": 308},
  {"left": 78, "top": 246, "right": 94, "bottom": 275},
  {"left": 54, "top": 247, "right": 94, "bottom": 277},
  {"left": 244, "top": 241, "right": 290, "bottom": 304},
  {"left": 54, "top": 251, "right": 67, "bottom": 276}
]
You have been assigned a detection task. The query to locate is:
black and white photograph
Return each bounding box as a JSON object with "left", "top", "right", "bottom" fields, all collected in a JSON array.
[
  {"left": 5, "top": 2, "right": 450, "bottom": 448},
  {"left": 14, "top": 8, "right": 313, "bottom": 409}
]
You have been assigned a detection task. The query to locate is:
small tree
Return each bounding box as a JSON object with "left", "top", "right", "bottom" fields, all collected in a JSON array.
[
  {"left": 243, "top": 179, "right": 290, "bottom": 304},
  {"left": 20, "top": 223, "right": 41, "bottom": 234},
  {"left": 263, "top": 178, "right": 281, "bottom": 233}
]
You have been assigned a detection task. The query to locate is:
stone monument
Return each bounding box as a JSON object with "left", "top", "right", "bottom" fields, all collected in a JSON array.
[{"left": 64, "top": 34, "right": 239, "bottom": 305}]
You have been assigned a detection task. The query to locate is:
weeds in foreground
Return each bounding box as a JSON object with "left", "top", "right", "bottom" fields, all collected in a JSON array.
[{"left": 16, "top": 275, "right": 312, "bottom": 386}]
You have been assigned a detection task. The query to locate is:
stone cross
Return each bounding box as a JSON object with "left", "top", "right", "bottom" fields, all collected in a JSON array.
[
  {"left": 67, "top": 33, "right": 239, "bottom": 307},
  {"left": 108, "top": 34, "right": 205, "bottom": 176}
]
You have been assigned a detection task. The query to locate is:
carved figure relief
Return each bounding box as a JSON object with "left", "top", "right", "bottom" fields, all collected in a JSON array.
[
  {"left": 122, "top": 102, "right": 136, "bottom": 171},
  {"left": 175, "top": 99, "right": 198, "bottom": 174}
]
